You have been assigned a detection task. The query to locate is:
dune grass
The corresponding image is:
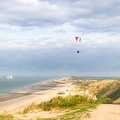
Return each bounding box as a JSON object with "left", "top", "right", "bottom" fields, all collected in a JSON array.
[
  {"left": 0, "top": 114, "right": 14, "bottom": 120},
  {"left": 0, "top": 109, "right": 15, "bottom": 120},
  {"left": 38, "top": 95, "right": 92, "bottom": 111},
  {"left": 35, "top": 103, "right": 97, "bottom": 120},
  {"left": 0, "top": 95, "right": 98, "bottom": 120},
  {"left": 21, "top": 95, "right": 97, "bottom": 114},
  {"left": 21, "top": 102, "right": 39, "bottom": 114}
]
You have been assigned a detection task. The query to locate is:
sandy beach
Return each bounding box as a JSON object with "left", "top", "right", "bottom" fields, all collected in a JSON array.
[{"left": 0, "top": 78, "right": 75, "bottom": 114}]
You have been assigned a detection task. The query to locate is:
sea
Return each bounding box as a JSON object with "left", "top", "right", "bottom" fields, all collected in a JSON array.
[{"left": 0, "top": 75, "right": 59, "bottom": 95}]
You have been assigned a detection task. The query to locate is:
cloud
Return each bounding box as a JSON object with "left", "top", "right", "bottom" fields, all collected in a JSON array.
[
  {"left": 0, "top": 0, "right": 119, "bottom": 29},
  {"left": 0, "top": 0, "right": 120, "bottom": 76},
  {"left": 0, "top": 0, "right": 67, "bottom": 27},
  {"left": 0, "top": 0, "right": 119, "bottom": 35}
]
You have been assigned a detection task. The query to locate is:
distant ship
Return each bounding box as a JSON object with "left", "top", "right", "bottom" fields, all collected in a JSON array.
[{"left": 7, "top": 75, "right": 13, "bottom": 79}]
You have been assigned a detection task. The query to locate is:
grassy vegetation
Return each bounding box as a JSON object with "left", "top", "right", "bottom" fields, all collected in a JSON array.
[
  {"left": 75, "top": 80, "right": 95, "bottom": 89},
  {"left": 38, "top": 95, "right": 91, "bottom": 111},
  {"left": 96, "top": 96, "right": 113, "bottom": 104},
  {"left": 17, "top": 95, "right": 98, "bottom": 120},
  {"left": 21, "top": 102, "right": 38, "bottom": 114},
  {"left": 0, "top": 114, "right": 14, "bottom": 120},
  {"left": 35, "top": 103, "right": 97, "bottom": 120},
  {"left": 96, "top": 80, "right": 120, "bottom": 103},
  {"left": 0, "top": 111, "right": 15, "bottom": 120},
  {"left": 21, "top": 95, "right": 97, "bottom": 113},
  {"left": 0, "top": 108, "right": 16, "bottom": 120},
  {"left": 85, "top": 79, "right": 120, "bottom": 104},
  {"left": 0, "top": 95, "right": 98, "bottom": 120}
]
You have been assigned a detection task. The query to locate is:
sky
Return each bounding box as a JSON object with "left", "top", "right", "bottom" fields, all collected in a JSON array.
[{"left": 0, "top": 0, "right": 120, "bottom": 77}]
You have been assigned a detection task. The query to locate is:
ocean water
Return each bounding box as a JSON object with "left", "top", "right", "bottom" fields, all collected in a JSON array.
[{"left": 0, "top": 75, "right": 57, "bottom": 94}]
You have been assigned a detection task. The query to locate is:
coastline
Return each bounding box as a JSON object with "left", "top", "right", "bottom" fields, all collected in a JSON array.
[
  {"left": 0, "top": 79, "right": 54, "bottom": 102},
  {"left": 0, "top": 76, "right": 58, "bottom": 95},
  {"left": 0, "top": 77, "right": 75, "bottom": 114}
]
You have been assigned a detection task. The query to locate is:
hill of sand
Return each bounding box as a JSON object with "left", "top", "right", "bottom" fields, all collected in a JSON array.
[{"left": 88, "top": 80, "right": 120, "bottom": 103}]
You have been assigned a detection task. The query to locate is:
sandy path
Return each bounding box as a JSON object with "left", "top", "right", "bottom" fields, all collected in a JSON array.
[{"left": 83, "top": 104, "right": 120, "bottom": 120}]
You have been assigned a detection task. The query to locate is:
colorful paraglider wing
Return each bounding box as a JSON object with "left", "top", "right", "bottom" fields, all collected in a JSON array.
[
  {"left": 75, "top": 37, "right": 81, "bottom": 42},
  {"left": 75, "top": 37, "right": 79, "bottom": 42},
  {"left": 79, "top": 37, "right": 81, "bottom": 42}
]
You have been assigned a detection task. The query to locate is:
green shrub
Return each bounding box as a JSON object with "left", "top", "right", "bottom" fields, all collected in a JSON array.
[
  {"left": 102, "top": 97, "right": 113, "bottom": 104},
  {"left": 39, "top": 102, "right": 51, "bottom": 111},
  {"left": 97, "top": 97, "right": 113, "bottom": 104},
  {"left": 38, "top": 95, "right": 90, "bottom": 111}
]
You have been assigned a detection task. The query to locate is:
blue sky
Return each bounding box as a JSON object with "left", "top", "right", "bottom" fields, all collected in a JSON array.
[{"left": 0, "top": 0, "right": 120, "bottom": 77}]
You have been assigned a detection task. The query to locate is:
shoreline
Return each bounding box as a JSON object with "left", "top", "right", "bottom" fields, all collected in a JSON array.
[
  {"left": 0, "top": 76, "right": 60, "bottom": 95},
  {"left": 0, "top": 77, "right": 75, "bottom": 114},
  {"left": 0, "top": 79, "right": 57, "bottom": 102}
]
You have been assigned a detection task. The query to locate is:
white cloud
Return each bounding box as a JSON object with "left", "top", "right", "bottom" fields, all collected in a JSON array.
[
  {"left": 0, "top": 0, "right": 119, "bottom": 33},
  {"left": 0, "top": 31, "right": 119, "bottom": 52},
  {"left": 48, "top": 23, "right": 76, "bottom": 33},
  {"left": 0, "top": 0, "right": 67, "bottom": 26},
  {"left": 0, "top": 23, "right": 23, "bottom": 31},
  {"left": 0, "top": 0, "right": 120, "bottom": 76}
]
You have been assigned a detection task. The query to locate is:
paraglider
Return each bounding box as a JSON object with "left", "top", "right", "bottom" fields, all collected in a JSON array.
[
  {"left": 75, "top": 37, "right": 81, "bottom": 42},
  {"left": 75, "top": 37, "right": 81, "bottom": 53}
]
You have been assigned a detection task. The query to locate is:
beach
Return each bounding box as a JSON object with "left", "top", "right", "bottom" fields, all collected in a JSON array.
[{"left": 0, "top": 78, "right": 75, "bottom": 114}]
